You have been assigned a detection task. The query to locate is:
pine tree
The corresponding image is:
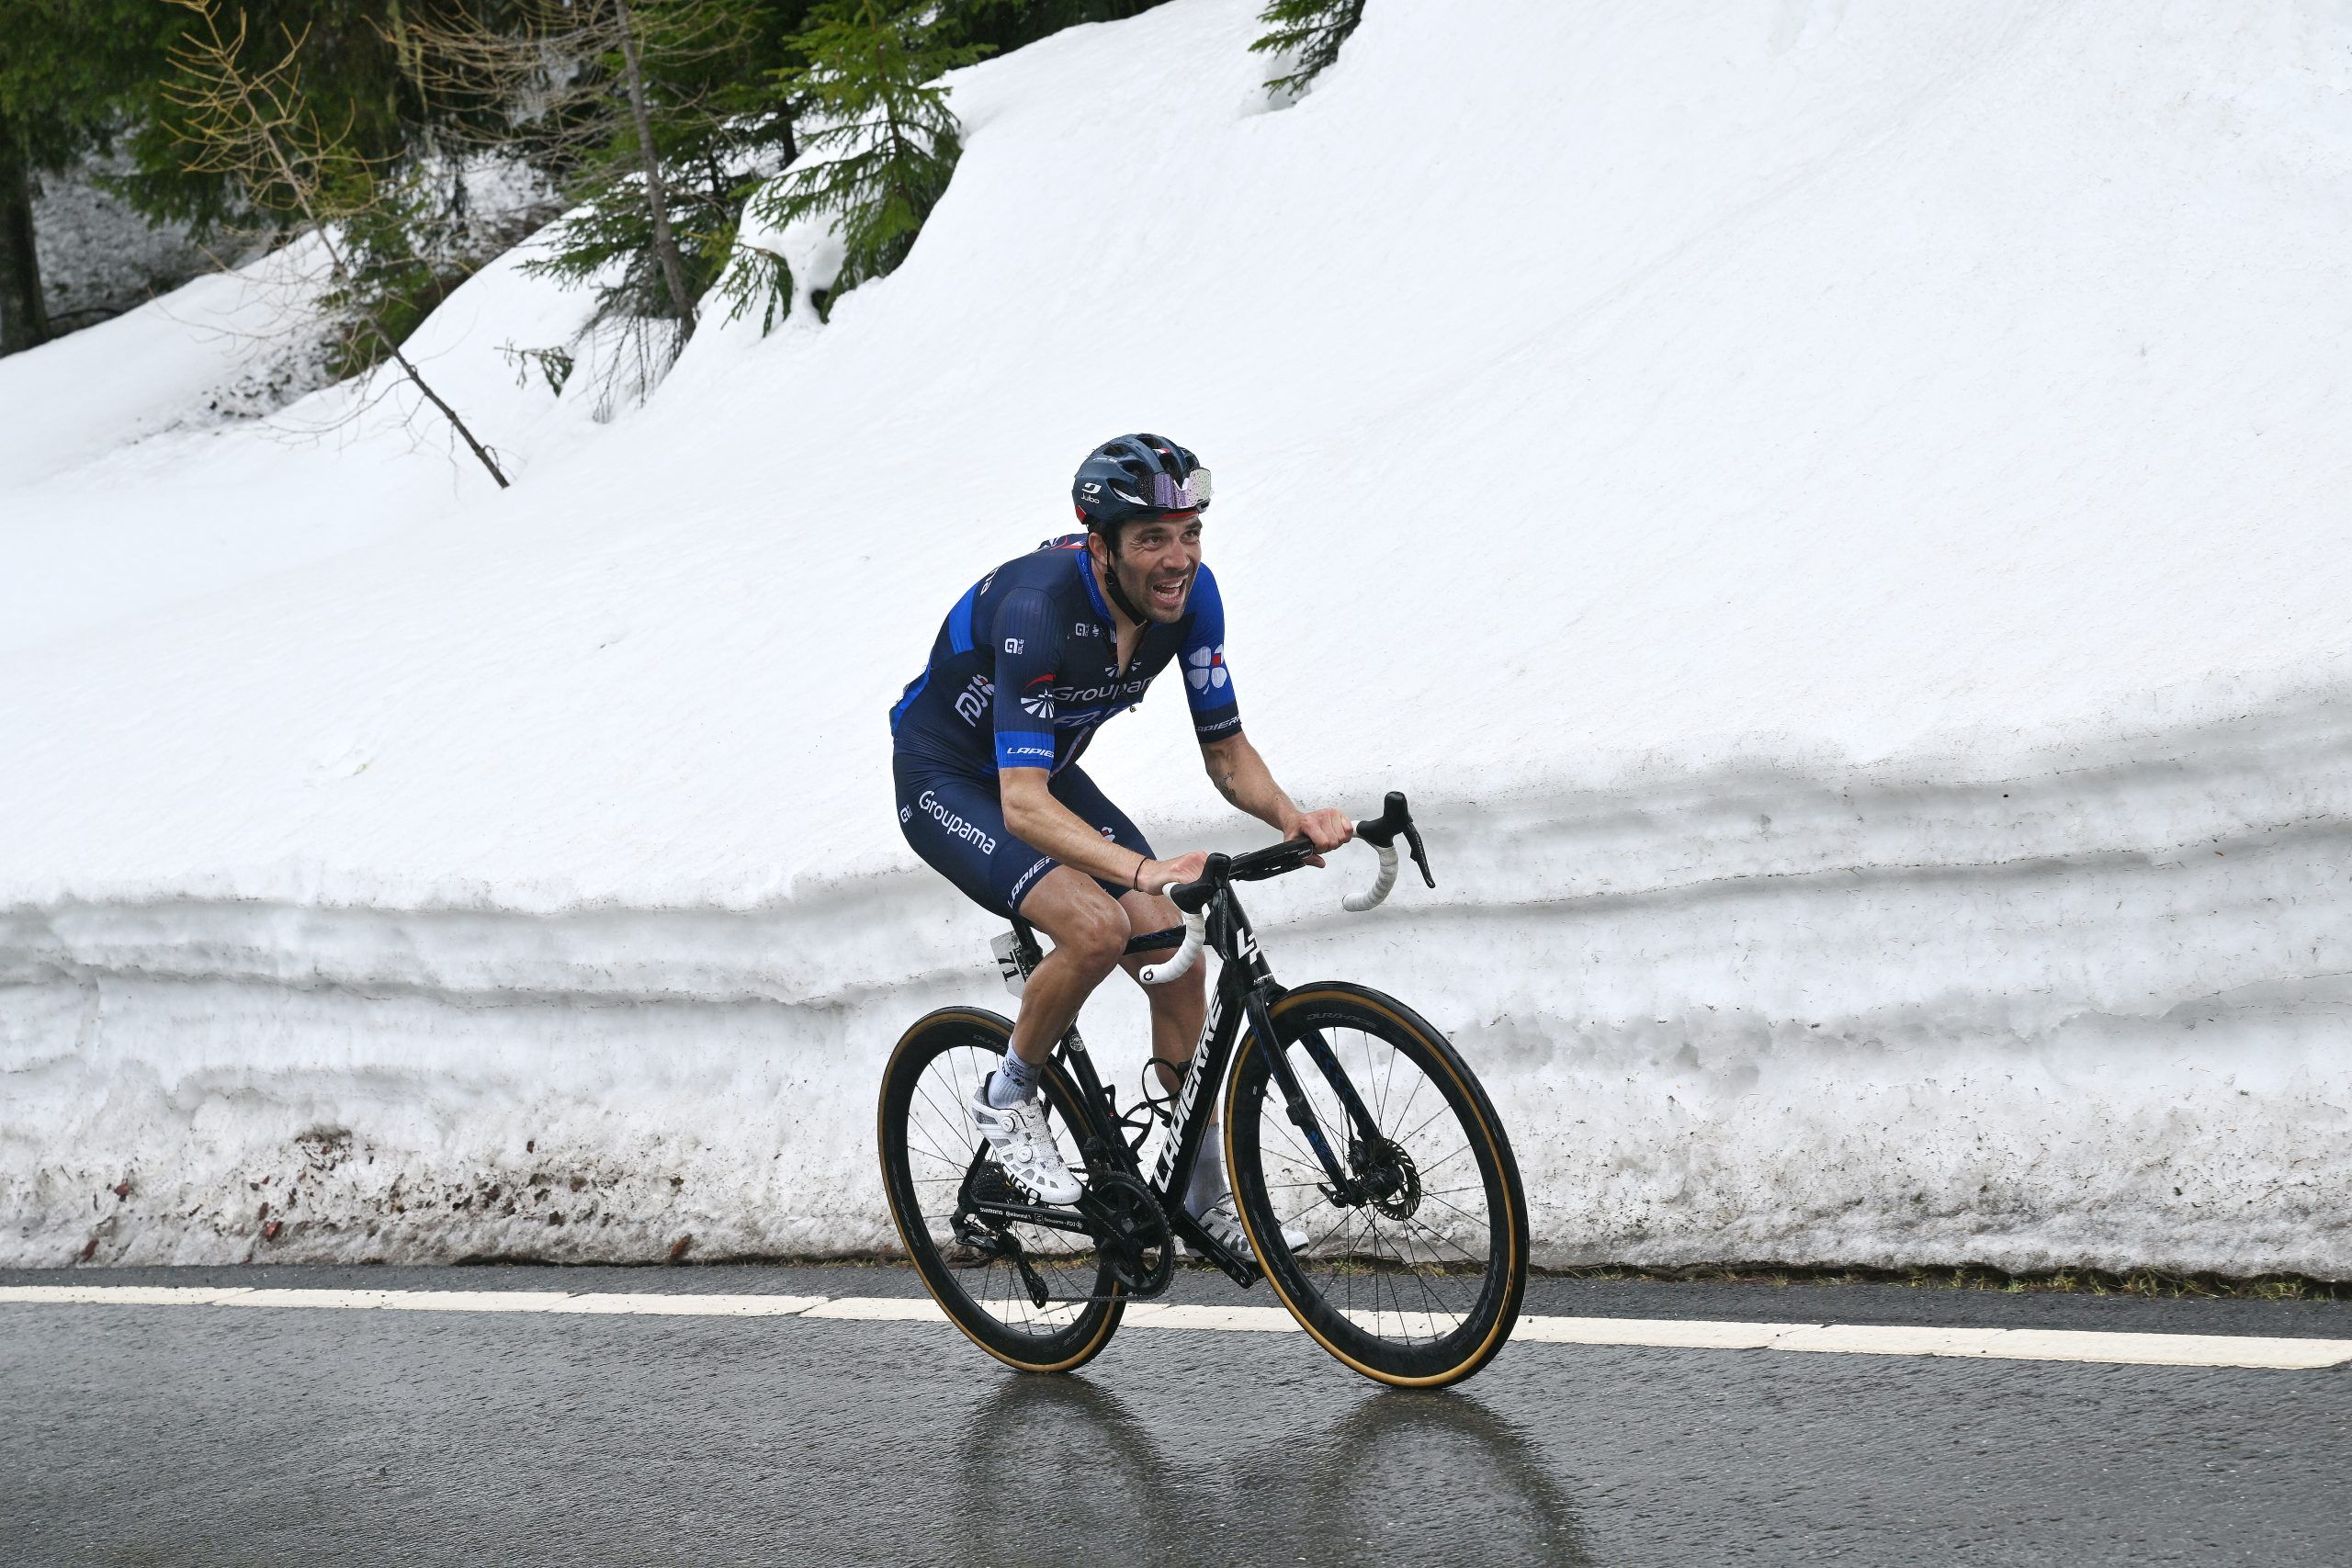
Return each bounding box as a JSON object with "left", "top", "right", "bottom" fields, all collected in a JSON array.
[
  {"left": 1, "top": 2, "right": 544, "bottom": 357},
  {"left": 126, "top": 2, "right": 503, "bottom": 238},
  {"left": 749, "top": 0, "right": 990, "bottom": 321},
  {"left": 0, "top": 0, "right": 176, "bottom": 353},
  {"left": 1250, "top": 0, "right": 1365, "bottom": 101},
  {"left": 935, "top": 0, "right": 1168, "bottom": 57},
  {"left": 164, "top": 0, "right": 509, "bottom": 486},
  {"left": 408, "top": 0, "right": 808, "bottom": 400}
]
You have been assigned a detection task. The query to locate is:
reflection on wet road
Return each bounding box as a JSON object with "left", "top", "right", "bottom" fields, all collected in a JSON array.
[
  {"left": 4, "top": 1265, "right": 2346, "bottom": 1565},
  {"left": 953, "top": 1376, "right": 1591, "bottom": 1565}
]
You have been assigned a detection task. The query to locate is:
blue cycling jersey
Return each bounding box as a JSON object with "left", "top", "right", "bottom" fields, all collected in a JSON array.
[{"left": 889, "top": 534, "right": 1242, "bottom": 776}]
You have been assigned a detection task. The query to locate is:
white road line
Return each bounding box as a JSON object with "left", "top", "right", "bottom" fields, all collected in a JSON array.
[
  {"left": 223, "top": 1289, "right": 573, "bottom": 1313},
  {"left": 800, "top": 1296, "right": 948, "bottom": 1323},
  {"left": 0, "top": 1285, "right": 256, "bottom": 1307},
  {"left": 1121, "top": 1303, "right": 1299, "bottom": 1332},
  {"left": 1510, "top": 1315, "right": 2352, "bottom": 1371},
  {"left": 544, "top": 1293, "right": 827, "bottom": 1318},
  {"left": 4, "top": 1286, "right": 2347, "bottom": 1370},
  {"left": 1514, "top": 1315, "right": 1784, "bottom": 1350}
]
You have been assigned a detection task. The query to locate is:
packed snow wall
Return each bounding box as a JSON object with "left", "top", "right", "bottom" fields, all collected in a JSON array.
[
  {"left": 6, "top": 0, "right": 2351, "bottom": 1271},
  {"left": 8, "top": 682, "right": 2347, "bottom": 1273}
]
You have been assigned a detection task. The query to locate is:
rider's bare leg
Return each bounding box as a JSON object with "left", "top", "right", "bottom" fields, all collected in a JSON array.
[
  {"left": 1006, "top": 867, "right": 1131, "bottom": 1066},
  {"left": 1117, "top": 886, "right": 1230, "bottom": 1213},
  {"left": 1117, "top": 886, "right": 1204, "bottom": 1093}
]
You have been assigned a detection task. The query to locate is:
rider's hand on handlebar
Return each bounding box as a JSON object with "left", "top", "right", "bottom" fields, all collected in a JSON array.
[
  {"left": 1136, "top": 851, "right": 1209, "bottom": 897},
  {"left": 1288, "top": 807, "right": 1355, "bottom": 868}
]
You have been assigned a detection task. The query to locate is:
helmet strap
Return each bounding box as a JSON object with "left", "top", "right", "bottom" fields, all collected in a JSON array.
[{"left": 1090, "top": 529, "right": 1152, "bottom": 627}]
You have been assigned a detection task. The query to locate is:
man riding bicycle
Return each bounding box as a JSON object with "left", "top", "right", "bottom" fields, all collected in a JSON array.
[{"left": 888, "top": 434, "right": 1351, "bottom": 1256}]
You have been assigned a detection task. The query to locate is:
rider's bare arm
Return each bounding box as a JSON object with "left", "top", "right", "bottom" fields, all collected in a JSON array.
[
  {"left": 1200, "top": 733, "right": 1354, "bottom": 863},
  {"left": 1001, "top": 767, "right": 1206, "bottom": 892}
]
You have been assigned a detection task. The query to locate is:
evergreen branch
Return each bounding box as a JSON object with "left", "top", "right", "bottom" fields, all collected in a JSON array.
[
  {"left": 163, "top": 0, "right": 510, "bottom": 489},
  {"left": 1250, "top": 0, "right": 1366, "bottom": 99}
]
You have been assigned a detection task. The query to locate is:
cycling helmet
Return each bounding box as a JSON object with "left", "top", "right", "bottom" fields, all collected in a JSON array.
[{"left": 1071, "top": 434, "right": 1212, "bottom": 534}]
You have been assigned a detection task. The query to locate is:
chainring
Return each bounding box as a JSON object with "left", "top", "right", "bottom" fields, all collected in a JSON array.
[{"left": 1080, "top": 1170, "right": 1175, "bottom": 1295}]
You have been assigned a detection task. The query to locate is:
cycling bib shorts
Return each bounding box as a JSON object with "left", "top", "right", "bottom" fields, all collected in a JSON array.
[{"left": 892, "top": 757, "right": 1151, "bottom": 919}]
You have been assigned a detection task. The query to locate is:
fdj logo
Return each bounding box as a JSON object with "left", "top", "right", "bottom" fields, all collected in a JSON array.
[
  {"left": 1186, "top": 645, "right": 1228, "bottom": 693},
  {"left": 953, "top": 674, "right": 994, "bottom": 725}
]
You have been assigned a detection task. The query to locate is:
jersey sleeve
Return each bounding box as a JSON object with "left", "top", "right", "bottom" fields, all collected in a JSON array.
[
  {"left": 1181, "top": 564, "right": 1243, "bottom": 743},
  {"left": 989, "top": 586, "right": 1065, "bottom": 772}
]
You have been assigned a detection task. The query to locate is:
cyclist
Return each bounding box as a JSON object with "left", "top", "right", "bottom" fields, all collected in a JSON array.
[{"left": 889, "top": 434, "right": 1349, "bottom": 1255}]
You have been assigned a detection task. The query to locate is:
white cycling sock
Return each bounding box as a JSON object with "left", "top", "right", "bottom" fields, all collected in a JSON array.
[
  {"left": 988, "top": 1052, "right": 1041, "bottom": 1110},
  {"left": 1184, "top": 1133, "right": 1229, "bottom": 1217}
]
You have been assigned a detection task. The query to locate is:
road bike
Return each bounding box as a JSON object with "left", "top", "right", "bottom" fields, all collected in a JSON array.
[{"left": 876, "top": 793, "right": 1528, "bottom": 1387}]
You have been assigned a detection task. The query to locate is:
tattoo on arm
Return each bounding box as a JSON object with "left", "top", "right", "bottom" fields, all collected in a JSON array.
[{"left": 1211, "top": 757, "right": 1244, "bottom": 807}]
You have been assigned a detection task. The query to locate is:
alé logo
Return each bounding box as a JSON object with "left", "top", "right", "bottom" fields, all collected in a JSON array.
[{"left": 1186, "top": 645, "right": 1228, "bottom": 693}]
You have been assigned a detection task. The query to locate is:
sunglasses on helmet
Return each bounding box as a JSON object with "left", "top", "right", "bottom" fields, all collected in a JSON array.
[{"left": 1140, "top": 468, "right": 1211, "bottom": 511}]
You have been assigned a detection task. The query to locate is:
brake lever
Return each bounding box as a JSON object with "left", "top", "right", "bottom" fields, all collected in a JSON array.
[
  {"left": 1401, "top": 819, "right": 1437, "bottom": 889},
  {"left": 1355, "top": 791, "right": 1436, "bottom": 887}
]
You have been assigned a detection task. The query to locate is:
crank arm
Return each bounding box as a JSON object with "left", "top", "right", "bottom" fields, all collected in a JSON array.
[{"left": 1166, "top": 1208, "right": 1262, "bottom": 1290}]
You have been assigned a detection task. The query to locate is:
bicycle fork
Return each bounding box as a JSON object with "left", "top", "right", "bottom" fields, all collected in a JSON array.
[{"left": 1242, "top": 987, "right": 1402, "bottom": 1210}]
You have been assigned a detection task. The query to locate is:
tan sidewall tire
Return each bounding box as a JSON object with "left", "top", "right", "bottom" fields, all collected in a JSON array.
[
  {"left": 1222, "top": 984, "right": 1528, "bottom": 1388},
  {"left": 877, "top": 1007, "right": 1125, "bottom": 1374}
]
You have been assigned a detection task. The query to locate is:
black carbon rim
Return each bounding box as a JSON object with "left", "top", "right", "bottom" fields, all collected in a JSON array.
[
  {"left": 1227, "top": 987, "right": 1526, "bottom": 1385},
  {"left": 879, "top": 1010, "right": 1123, "bottom": 1369}
]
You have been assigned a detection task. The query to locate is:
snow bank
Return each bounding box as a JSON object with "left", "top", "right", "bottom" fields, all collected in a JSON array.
[
  {"left": 10, "top": 689, "right": 2347, "bottom": 1272},
  {"left": 0, "top": 219, "right": 607, "bottom": 656},
  {"left": 6, "top": 0, "right": 2351, "bottom": 1271}
]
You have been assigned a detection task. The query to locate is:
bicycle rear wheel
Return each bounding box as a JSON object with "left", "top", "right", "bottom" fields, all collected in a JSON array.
[
  {"left": 1224, "top": 983, "right": 1527, "bottom": 1387},
  {"left": 877, "top": 1007, "right": 1125, "bottom": 1373}
]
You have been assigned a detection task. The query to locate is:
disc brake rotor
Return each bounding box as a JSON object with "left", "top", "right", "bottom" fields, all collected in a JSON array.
[{"left": 1355, "top": 1136, "right": 1422, "bottom": 1222}]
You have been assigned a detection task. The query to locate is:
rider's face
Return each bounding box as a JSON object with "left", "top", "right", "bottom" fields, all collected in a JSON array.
[{"left": 1101, "top": 513, "right": 1203, "bottom": 626}]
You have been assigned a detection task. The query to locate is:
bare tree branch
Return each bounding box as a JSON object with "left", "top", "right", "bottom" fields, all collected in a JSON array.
[{"left": 166, "top": 0, "right": 508, "bottom": 488}]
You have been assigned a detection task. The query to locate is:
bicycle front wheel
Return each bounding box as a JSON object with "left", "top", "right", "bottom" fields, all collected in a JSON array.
[
  {"left": 1224, "top": 983, "right": 1528, "bottom": 1387},
  {"left": 877, "top": 1007, "right": 1125, "bottom": 1374}
]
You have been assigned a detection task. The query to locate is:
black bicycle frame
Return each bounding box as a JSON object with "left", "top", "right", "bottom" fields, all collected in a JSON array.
[{"left": 969, "top": 842, "right": 1401, "bottom": 1296}]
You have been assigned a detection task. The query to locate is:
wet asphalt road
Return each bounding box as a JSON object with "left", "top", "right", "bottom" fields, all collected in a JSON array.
[{"left": 3, "top": 1265, "right": 2347, "bottom": 1566}]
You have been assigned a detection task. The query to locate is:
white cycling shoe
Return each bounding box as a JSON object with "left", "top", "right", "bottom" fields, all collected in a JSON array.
[
  {"left": 1188, "top": 1199, "right": 1309, "bottom": 1260},
  {"left": 967, "top": 1078, "right": 1083, "bottom": 1205}
]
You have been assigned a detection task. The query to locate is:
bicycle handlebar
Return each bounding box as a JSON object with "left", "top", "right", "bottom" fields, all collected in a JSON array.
[
  {"left": 1341, "top": 841, "right": 1400, "bottom": 913},
  {"left": 1136, "top": 912, "right": 1207, "bottom": 984},
  {"left": 1138, "top": 792, "right": 1437, "bottom": 986}
]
